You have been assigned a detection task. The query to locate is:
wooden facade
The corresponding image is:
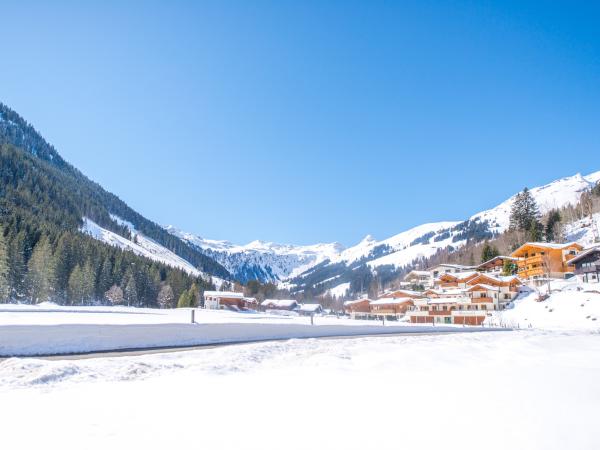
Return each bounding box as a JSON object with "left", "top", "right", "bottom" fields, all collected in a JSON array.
[
  {"left": 568, "top": 247, "right": 600, "bottom": 284},
  {"left": 511, "top": 243, "right": 583, "bottom": 280}
]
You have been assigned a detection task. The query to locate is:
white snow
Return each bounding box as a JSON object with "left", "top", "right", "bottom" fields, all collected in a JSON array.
[
  {"left": 489, "top": 282, "right": 600, "bottom": 330},
  {"left": 81, "top": 218, "right": 222, "bottom": 286},
  {"left": 473, "top": 171, "right": 600, "bottom": 233},
  {"left": 1, "top": 330, "right": 599, "bottom": 450},
  {"left": 0, "top": 303, "right": 490, "bottom": 356},
  {"left": 326, "top": 282, "right": 351, "bottom": 298}
]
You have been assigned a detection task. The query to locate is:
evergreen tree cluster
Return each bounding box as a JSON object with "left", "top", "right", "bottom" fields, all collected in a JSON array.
[
  {"left": 0, "top": 103, "right": 230, "bottom": 279},
  {"left": 0, "top": 142, "right": 215, "bottom": 305}
]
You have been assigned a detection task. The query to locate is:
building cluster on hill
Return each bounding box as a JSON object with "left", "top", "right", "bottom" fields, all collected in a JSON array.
[{"left": 345, "top": 241, "right": 598, "bottom": 325}]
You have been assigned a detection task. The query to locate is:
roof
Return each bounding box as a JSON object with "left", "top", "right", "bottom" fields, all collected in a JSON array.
[
  {"left": 261, "top": 299, "right": 299, "bottom": 307},
  {"left": 511, "top": 242, "right": 583, "bottom": 256},
  {"left": 439, "top": 271, "right": 478, "bottom": 281},
  {"left": 404, "top": 270, "right": 430, "bottom": 278},
  {"left": 427, "top": 297, "right": 471, "bottom": 305},
  {"left": 467, "top": 283, "right": 500, "bottom": 292},
  {"left": 343, "top": 298, "right": 371, "bottom": 306},
  {"left": 204, "top": 291, "right": 244, "bottom": 299},
  {"left": 477, "top": 255, "right": 518, "bottom": 267},
  {"left": 568, "top": 246, "right": 600, "bottom": 265},
  {"left": 427, "top": 263, "right": 476, "bottom": 271},
  {"left": 370, "top": 297, "right": 413, "bottom": 305},
  {"left": 299, "top": 303, "right": 323, "bottom": 312}
]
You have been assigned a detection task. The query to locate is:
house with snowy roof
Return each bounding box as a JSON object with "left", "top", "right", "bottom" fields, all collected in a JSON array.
[
  {"left": 298, "top": 303, "right": 323, "bottom": 316},
  {"left": 511, "top": 242, "right": 583, "bottom": 281},
  {"left": 568, "top": 246, "right": 600, "bottom": 284},
  {"left": 403, "top": 270, "right": 433, "bottom": 288},
  {"left": 408, "top": 272, "right": 522, "bottom": 325},
  {"left": 343, "top": 298, "right": 371, "bottom": 318},
  {"left": 369, "top": 297, "right": 414, "bottom": 319},
  {"left": 261, "top": 299, "right": 300, "bottom": 311},
  {"left": 204, "top": 291, "right": 257, "bottom": 310},
  {"left": 476, "top": 256, "right": 519, "bottom": 275}
]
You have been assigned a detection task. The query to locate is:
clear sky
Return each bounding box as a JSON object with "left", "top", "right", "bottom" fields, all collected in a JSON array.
[{"left": 1, "top": 1, "right": 599, "bottom": 246}]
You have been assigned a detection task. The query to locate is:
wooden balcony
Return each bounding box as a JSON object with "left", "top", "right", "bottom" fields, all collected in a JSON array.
[{"left": 471, "top": 297, "right": 493, "bottom": 304}]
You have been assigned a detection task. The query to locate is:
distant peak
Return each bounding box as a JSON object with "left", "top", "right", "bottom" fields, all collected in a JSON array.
[{"left": 360, "top": 234, "right": 376, "bottom": 244}]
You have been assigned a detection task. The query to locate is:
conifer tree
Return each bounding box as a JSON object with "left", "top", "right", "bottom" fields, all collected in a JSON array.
[
  {"left": 67, "top": 264, "right": 85, "bottom": 304},
  {"left": 501, "top": 259, "right": 517, "bottom": 276},
  {"left": 123, "top": 270, "right": 138, "bottom": 306},
  {"left": 0, "top": 230, "right": 9, "bottom": 302},
  {"left": 481, "top": 241, "right": 500, "bottom": 263},
  {"left": 177, "top": 289, "right": 191, "bottom": 308},
  {"left": 545, "top": 209, "right": 562, "bottom": 242},
  {"left": 25, "top": 236, "right": 56, "bottom": 303},
  {"left": 188, "top": 283, "right": 199, "bottom": 308},
  {"left": 509, "top": 188, "right": 541, "bottom": 232}
]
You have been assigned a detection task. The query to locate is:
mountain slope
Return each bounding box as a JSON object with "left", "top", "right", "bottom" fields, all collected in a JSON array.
[
  {"left": 165, "top": 225, "right": 344, "bottom": 283},
  {"left": 0, "top": 103, "right": 229, "bottom": 280},
  {"left": 284, "top": 170, "right": 600, "bottom": 297}
]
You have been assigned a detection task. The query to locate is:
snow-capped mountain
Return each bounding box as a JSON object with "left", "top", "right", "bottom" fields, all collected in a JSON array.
[
  {"left": 162, "top": 170, "right": 599, "bottom": 295},
  {"left": 82, "top": 216, "right": 224, "bottom": 286},
  {"left": 164, "top": 225, "right": 345, "bottom": 283}
]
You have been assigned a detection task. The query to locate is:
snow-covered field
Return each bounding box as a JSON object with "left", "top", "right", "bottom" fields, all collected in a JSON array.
[
  {"left": 0, "top": 304, "right": 491, "bottom": 356},
  {"left": 1, "top": 330, "right": 599, "bottom": 450}
]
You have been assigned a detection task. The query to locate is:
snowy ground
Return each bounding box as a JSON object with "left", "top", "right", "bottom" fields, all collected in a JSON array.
[
  {"left": 0, "top": 304, "right": 491, "bottom": 356},
  {"left": 1, "top": 330, "right": 599, "bottom": 450}
]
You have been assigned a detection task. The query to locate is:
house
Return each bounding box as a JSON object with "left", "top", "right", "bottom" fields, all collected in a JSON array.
[
  {"left": 511, "top": 242, "right": 583, "bottom": 281},
  {"left": 426, "top": 263, "right": 476, "bottom": 279},
  {"left": 568, "top": 247, "right": 600, "bottom": 284},
  {"left": 298, "top": 303, "right": 323, "bottom": 316},
  {"left": 203, "top": 291, "right": 257, "bottom": 310},
  {"left": 407, "top": 272, "right": 521, "bottom": 325},
  {"left": 261, "top": 299, "right": 300, "bottom": 311},
  {"left": 343, "top": 298, "right": 372, "bottom": 319},
  {"left": 476, "top": 256, "right": 518, "bottom": 274},
  {"left": 403, "top": 270, "right": 433, "bottom": 288},
  {"left": 369, "top": 297, "right": 414, "bottom": 319},
  {"left": 435, "top": 271, "right": 479, "bottom": 288},
  {"left": 384, "top": 289, "right": 425, "bottom": 299}
]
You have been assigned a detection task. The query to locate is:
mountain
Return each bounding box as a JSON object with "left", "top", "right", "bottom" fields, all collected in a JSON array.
[
  {"left": 167, "top": 170, "right": 600, "bottom": 298},
  {"left": 164, "top": 225, "right": 344, "bottom": 283},
  {"left": 0, "top": 103, "right": 229, "bottom": 305}
]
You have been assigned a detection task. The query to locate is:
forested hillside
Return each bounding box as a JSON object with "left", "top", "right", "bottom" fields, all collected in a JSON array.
[
  {"left": 0, "top": 103, "right": 229, "bottom": 279},
  {"left": 0, "top": 103, "right": 229, "bottom": 306}
]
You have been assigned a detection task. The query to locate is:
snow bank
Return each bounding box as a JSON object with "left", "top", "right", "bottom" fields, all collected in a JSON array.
[
  {"left": 488, "top": 285, "right": 600, "bottom": 330},
  {"left": 1, "top": 331, "right": 600, "bottom": 450},
  {"left": 0, "top": 304, "right": 499, "bottom": 356}
]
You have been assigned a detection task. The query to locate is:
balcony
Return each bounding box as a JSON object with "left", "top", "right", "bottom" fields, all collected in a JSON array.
[{"left": 517, "top": 255, "right": 543, "bottom": 268}]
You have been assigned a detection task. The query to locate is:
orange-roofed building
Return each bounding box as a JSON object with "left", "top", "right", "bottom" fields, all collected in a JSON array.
[{"left": 511, "top": 242, "right": 583, "bottom": 281}]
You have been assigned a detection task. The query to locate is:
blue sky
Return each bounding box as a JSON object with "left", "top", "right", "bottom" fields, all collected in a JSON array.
[{"left": 1, "top": 1, "right": 599, "bottom": 246}]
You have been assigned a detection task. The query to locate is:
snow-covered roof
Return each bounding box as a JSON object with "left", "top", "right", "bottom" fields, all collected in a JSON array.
[
  {"left": 568, "top": 246, "right": 600, "bottom": 265},
  {"left": 370, "top": 297, "right": 413, "bottom": 305},
  {"left": 262, "top": 299, "right": 299, "bottom": 307},
  {"left": 427, "top": 297, "right": 471, "bottom": 304},
  {"left": 404, "top": 270, "right": 430, "bottom": 278},
  {"left": 343, "top": 298, "right": 371, "bottom": 306},
  {"left": 439, "top": 271, "right": 478, "bottom": 280},
  {"left": 204, "top": 291, "right": 244, "bottom": 299},
  {"left": 467, "top": 283, "right": 500, "bottom": 292},
  {"left": 427, "top": 263, "right": 476, "bottom": 271},
  {"left": 299, "top": 303, "right": 323, "bottom": 312},
  {"left": 512, "top": 242, "right": 583, "bottom": 256}
]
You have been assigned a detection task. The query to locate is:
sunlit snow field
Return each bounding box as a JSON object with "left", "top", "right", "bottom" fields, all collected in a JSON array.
[{"left": 1, "top": 330, "right": 599, "bottom": 450}]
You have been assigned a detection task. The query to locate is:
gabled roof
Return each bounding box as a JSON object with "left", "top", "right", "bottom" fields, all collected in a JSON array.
[
  {"left": 343, "top": 298, "right": 371, "bottom": 306},
  {"left": 261, "top": 299, "right": 299, "bottom": 307},
  {"left": 466, "top": 283, "right": 500, "bottom": 292},
  {"left": 370, "top": 297, "right": 414, "bottom": 305},
  {"left": 427, "top": 263, "right": 476, "bottom": 271},
  {"left": 299, "top": 303, "right": 323, "bottom": 312},
  {"left": 511, "top": 242, "right": 584, "bottom": 257},
  {"left": 204, "top": 291, "right": 244, "bottom": 299},
  {"left": 476, "top": 255, "right": 518, "bottom": 268},
  {"left": 438, "top": 271, "right": 479, "bottom": 281},
  {"left": 568, "top": 246, "right": 600, "bottom": 265}
]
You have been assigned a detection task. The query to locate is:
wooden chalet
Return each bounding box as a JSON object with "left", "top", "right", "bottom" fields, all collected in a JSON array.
[
  {"left": 511, "top": 242, "right": 583, "bottom": 281},
  {"left": 203, "top": 291, "right": 257, "bottom": 310},
  {"left": 568, "top": 247, "right": 600, "bottom": 284}
]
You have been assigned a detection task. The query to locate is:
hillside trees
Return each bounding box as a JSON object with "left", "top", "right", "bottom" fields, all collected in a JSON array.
[
  {"left": 481, "top": 241, "right": 500, "bottom": 263},
  {"left": 25, "top": 235, "right": 56, "bottom": 303},
  {"left": 0, "top": 142, "right": 215, "bottom": 306},
  {"left": 157, "top": 284, "right": 175, "bottom": 308},
  {"left": 0, "top": 229, "right": 9, "bottom": 301},
  {"left": 509, "top": 188, "right": 543, "bottom": 243}
]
